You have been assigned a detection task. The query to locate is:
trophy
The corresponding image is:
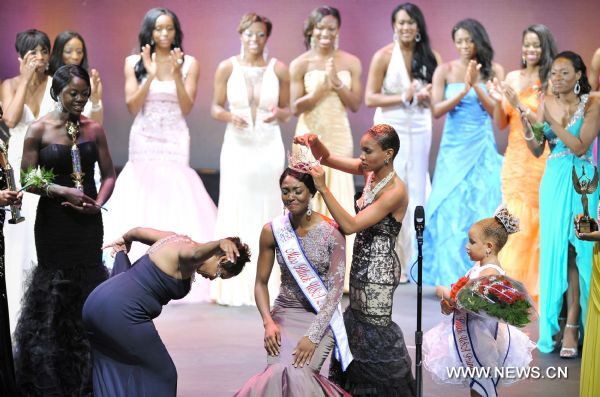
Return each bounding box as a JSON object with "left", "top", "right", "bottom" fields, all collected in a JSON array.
[
  {"left": 0, "top": 141, "right": 25, "bottom": 224},
  {"left": 573, "top": 165, "right": 599, "bottom": 233}
]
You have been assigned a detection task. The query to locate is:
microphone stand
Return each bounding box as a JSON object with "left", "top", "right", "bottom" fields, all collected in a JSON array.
[{"left": 414, "top": 206, "right": 425, "bottom": 397}]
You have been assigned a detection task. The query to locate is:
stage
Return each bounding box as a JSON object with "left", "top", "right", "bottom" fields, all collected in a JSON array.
[{"left": 156, "top": 284, "right": 580, "bottom": 396}]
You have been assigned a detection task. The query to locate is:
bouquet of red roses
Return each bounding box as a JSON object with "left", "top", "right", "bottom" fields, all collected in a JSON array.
[{"left": 453, "top": 275, "right": 536, "bottom": 328}]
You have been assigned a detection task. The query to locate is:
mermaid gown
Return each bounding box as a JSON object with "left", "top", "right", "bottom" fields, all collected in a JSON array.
[
  {"left": 423, "top": 83, "right": 503, "bottom": 286},
  {"left": 293, "top": 70, "right": 356, "bottom": 290},
  {"left": 14, "top": 141, "right": 108, "bottom": 396},
  {"left": 498, "top": 83, "right": 548, "bottom": 303},
  {"left": 4, "top": 76, "right": 54, "bottom": 332},
  {"left": 329, "top": 198, "right": 415, "bottom": 396},
  {"left": 83, "top": 249, "right": 191, "bottom": 397},
  {"left": 103, "top": 55, "right": 216, "bottom": 303},
  {"left": 210, "top": 57, "right": 283, "bottom": 306},
  {"left": 537, "top": 94, "right": 597, "bottom": 353},
  {"left": 235, "top": 219, "right": 349, "bottom": 396}
]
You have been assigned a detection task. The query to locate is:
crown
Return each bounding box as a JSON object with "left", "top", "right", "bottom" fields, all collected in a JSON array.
[
  {"left": 494, "top": 205, "right": 520, "bottom": 234},
  {"left": 287, "top": 149, "right": 321, "bottom": 174}
]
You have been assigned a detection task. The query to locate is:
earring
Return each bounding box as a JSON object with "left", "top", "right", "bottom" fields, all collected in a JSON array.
[
  {"left": 55, "top": 100, "right": 64, "bottom": 113},
  {"left": 393, "top": 31, "right": 399, "bottom": 43},
  {"left": 45, "top": 63, "right": 49, "bottom": 71},
  {"left": 262, "top": 46, "right": 268, "bottom": 61},
  {"left": 521, "top": 55, "right": 526, "bottom": 67},
  {"left": 384, "top": 158, "right": 389, "bottom": 165},
  {"left": 306, "top": 202, "right": 312, "bottom": 218},
  {"left": 415, "top": 32, "right": 421, "bottom": 43},
  {"left": 574, "top": 80, "right": 581, "bottom": 95},
  {"left": 310, "top": 36, "right": 316, "bottom": 50},
  {"left": 334, "top": 35, "right": 339, "bottom": 50},
  {"left": 150, "top": 39, "right": 155, "bottom": 46},
  {"left": 485, "top": 248, "right": 491, "bottom": 257}
]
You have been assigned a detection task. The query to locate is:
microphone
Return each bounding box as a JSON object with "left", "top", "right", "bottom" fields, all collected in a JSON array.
[{"left": 414, "top": 205, "right": 425, "bottom": 241}]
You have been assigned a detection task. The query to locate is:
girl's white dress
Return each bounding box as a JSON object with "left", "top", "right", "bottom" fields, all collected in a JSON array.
[{"left": 423, "top": 264, "right": 536, "bottom": 390}]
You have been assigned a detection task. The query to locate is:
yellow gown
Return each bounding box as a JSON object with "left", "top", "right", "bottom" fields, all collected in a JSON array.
[
  {"left": 580, "top": 241, "right": 600, "bottom": 396},
  {"left": 498, "top": 83, "right": 549, "bottom": 303}
]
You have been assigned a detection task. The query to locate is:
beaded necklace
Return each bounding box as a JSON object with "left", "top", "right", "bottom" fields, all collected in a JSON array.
[{"left": 357, "top": 170, "right": 395, "bottom": 209}]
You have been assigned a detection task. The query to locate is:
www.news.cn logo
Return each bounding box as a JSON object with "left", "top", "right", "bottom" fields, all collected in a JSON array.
[{"left": 446, "top": 366, "right": 568, "bottom": 380}]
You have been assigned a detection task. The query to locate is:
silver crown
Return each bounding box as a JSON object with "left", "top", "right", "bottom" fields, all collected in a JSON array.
[
  {"left": 494, "top": 205, "right": 520, "bottom": 234},
  {"left": 287, "top": 149, "right": 320, "bottom": 174}
]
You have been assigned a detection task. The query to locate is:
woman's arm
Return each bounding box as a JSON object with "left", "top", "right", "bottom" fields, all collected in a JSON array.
[
  {"left": 545, "top": 96, "right": 600, "bottom": 156},
  {"left": 365, "top": 47, "right": 405, "bottom": 107},
  {"left": 290, "top": 57, "right": 328, "bottom": 116},
  {"left": 473, "top": 63, "right": 505, "bottom": 116},
  {"left": 430, "top": 63, "right": 468, "bottom": 118},
  {"left": 92, "top": 121, "right": 116, "bottom": 206},
  {"left": 124, "top": 49, "right": 155, "bottom": 115},
  {"left": 87, "top": 68, "right": 104, "bottom": 124},
  {"left": 263, "top": 60, "right": 292, "bottom": 123},
  {"left": 329, "top": 55, "right": 362, "bottom": 112},
  {"left": 254, "top": 224, "right": 281, "bottom": 356},
  {"left": 589, "top": 48, "right": 600, "bottom": 91},
  {"left": 172, "top": 51, "right": 198, "bottom": 116},
  {"left": 310, "top": 165, "right": 407, "bottom": 234},
  {"left": 1, "top": 51, "right": 39, "bottom": 128},
  {"left": 293, "top": 133, "right": 362, "bottom": 175},
  {"left": 123, "top": 227, "right": 175, "bottom": 246}
]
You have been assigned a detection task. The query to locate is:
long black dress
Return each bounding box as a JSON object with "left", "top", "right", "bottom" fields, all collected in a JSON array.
[
  {"left": 0, "top": 168, "right": 17, "bottom": 396},
  {"left": 14, "top": 142, "right": 108, "bottom": 396},
  {"left": 82, "top": 247, "right": 191, "bottom": 397},
  {"left": 329, "top": 200, "right": 416, "bottom": 396}
]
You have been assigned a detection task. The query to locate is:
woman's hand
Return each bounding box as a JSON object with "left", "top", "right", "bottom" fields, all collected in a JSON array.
[
  {"left": 0, "top": 189, "right": 22, "bottom": 207},
  {"left": 415, "top": 83, "right": 432, "bottom": 105},
  {"left": 574, "top": 214, "right": 600, "bottom": 241},
  {"left": 90, "top": 68, "right": 103, "bottom": 105},
  {"left": 230, "top": 113, "right": 249, "bottom": 129},
  {"left": 102, "top": 235, "right": 132, "bottom": 257},
  {"left": 308, "top": 164, "right": 327, "bottom": 193},
  {"left": 262, "top": 105, "right": 287, "bottom": 123},
  {"left": 293, "top": 133, "right": 319, "bottom": 148},
  {"left": 440, "top": 298, "right": 456, "bottom": 315},
  {"left": 170, "top": 47, "right": 184, "bottom": 76},
  {"left": 263, "top": 321, "right": 281, "bottom": 356},
  {"left": 19, "top": 50, "right": 39, "bottom": 81},
  {"left": 219, "top": 238, "right": 240, "bottom": 263},
  {"left": 464, "top": 60, "right": 481, "bottom": 88},
  {"left": 292, "top": 336, "right": 317, "bottom": 368},
  {"left": 325, "top": 57, "right": 341, "bottom": 88},
  {"left": 141, "top": 44, "right": 157, "bottom": 78},
  {"left": 500, "top": 81, "right": 519, "bottom": 108},
  {"left": 486, "top": 78, "right": 503, "bottom": 103},
  {"left": 58, "top": 186, "right": 99, "bottom": 213}
]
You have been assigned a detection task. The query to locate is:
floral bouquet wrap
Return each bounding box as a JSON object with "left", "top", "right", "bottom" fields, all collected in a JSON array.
[{"left": 452, "top": 274, "right": 536, "bottom": 328}]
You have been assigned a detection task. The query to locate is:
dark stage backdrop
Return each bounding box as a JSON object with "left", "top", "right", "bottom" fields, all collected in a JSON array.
[{"left": 1, "top": 0, "right": 598, "bottom": 174}]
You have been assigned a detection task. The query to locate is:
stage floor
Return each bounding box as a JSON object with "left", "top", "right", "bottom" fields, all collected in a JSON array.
[{"left": 156, "top": 284, "right": 580, "bottom": 397}]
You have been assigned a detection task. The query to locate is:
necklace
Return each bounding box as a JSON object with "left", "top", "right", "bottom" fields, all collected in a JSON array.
[{"left": 358, "top": 170, "right": 395, "bottom": 209}]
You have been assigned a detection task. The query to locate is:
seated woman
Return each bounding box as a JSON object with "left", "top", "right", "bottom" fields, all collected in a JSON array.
[
  {"left": 235, "top": 168, "right": 351, "bottom": 397},
  {"left": 82, "top": 227, "right": 250, "bottom": 397}
]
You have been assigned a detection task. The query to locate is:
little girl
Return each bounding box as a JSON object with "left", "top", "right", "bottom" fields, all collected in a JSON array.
[{"left": 423, "top": 207, "right": 536, "bottom": 397}]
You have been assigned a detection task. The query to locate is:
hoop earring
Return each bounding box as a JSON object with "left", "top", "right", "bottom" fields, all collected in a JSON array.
[
  {"left": 310, "top": 36, "right": 316, "bottom": 50},
  {"left": 574, "top": 80, "right": 581, "bottom": 95},
  {"left": 393, "top": 31, "right": 399, "bottom": 43},
  {"left": 334, "top": 35, "right": 339, "bottom": 50},
  {"left": 415, "top": 32, "right": 421, "bottom": 43}
]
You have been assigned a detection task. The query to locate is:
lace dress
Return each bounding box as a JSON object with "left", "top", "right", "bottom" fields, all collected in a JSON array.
[
  {"left": 235, "top": 219, "right": 350, "bottom": 397},
  {"left": 329, "top": 200, "right": 415, "bottom": 396}
]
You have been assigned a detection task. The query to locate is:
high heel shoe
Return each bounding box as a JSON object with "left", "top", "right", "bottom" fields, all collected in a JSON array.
[{"left": 559, "top": 323, "right": 579, "bottom": 359}]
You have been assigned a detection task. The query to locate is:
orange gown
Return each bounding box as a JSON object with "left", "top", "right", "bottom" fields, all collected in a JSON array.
[{"left": 498, "top": 83, "right": 548, "bottom": 303}]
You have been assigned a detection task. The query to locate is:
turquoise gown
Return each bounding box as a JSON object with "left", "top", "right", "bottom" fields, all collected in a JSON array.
[
  {"left": 538, "top": 94, "right": 596, "bottom": 353},
  {"left": 423, "top": 83, "right": 503, "bottom": 286}
]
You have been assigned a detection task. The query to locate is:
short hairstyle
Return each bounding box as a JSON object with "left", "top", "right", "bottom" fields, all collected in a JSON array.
[
  {"left": 521, "top": 24, "right": 557, "bottom": 88},
  {"left": 220, "top": 237, "right": 250, "bottom": 277},
  {"left": 303, "top": 5, "right": 341, "bottom": 50},
  {"left": 366, "top": 124, "right": 400, "bottom": 160},
  {"left": 553, "top": 51, "right": 591, "bottom": 96},
  {"left": 49, "top": 31, "right": 89, "bottom": 76},
  {"left": 134, "top": 8, "right": 184, "bottom": 82},
  {"left": 452, "top": 18, "right": 495, "bottom": 81},
  {"left": 50, "top": 64, "right": 91, "bottom": 101},
  {"left": 15, "top": 29, "right": 50, "bottom": 58},
  {"left": 238, "top": 13, "right": 272, "bottom": 37},
  {"left": 279, "top": 168, "right": 317, "bottom": 196}
]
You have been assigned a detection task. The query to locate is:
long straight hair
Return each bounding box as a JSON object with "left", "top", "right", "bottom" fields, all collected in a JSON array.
[
  {"left": 521, "top": 24, "right": 557, "bottom": 89},
  {"left": 452, "top": 19, "right": 494, "bottom": 81}
]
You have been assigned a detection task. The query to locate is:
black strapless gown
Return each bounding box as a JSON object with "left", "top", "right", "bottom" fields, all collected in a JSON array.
[
  {"left": 83, "top": 253, "right": 191, "bottom": 397},
  {"left": 14, "top": 142, "right": 108, "bottom": 396}
]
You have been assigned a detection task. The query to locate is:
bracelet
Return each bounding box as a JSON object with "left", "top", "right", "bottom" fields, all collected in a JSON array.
[
  {"left": 91, "top": 100, "right": 102, "bottom": 112},
  {"left": 522, "top": 131, "right": 535, "bottom": 141},
  {"left": 44, "top": 183, "right": 54, "bottom": 198}
]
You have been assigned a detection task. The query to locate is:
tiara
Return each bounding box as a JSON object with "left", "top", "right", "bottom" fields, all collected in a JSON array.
[
  {"left": 494, "top": 205, "right": 520, "bottom": 234},
  {"left": 287, "top": 149, "right": 321, "bottom": 174}
]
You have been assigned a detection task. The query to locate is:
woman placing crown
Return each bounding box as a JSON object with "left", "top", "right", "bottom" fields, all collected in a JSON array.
[{"left": 295, "top": 124, "right": 415, "bottom": 396}]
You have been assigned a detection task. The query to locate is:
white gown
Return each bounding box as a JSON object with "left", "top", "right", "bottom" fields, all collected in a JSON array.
[
  {"left": 373, "top": 42, "right": 433, "bottom": 277},
  {"left": 5, "top": 76, "right": 54, "bottom": 332},
  {"left": 103, "top": 55, "right": 216, "bottom": 303},
  {"left": 210, "top": 57, "right": 284, "bottom": 306}
]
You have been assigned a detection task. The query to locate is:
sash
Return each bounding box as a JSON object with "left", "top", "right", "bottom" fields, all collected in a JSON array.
[
  {"left": 271, "top": 214, "right": 353, "bottom": 371},
  {"left": 452, "top": 311, "right": 510, "bottom": 397}
]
